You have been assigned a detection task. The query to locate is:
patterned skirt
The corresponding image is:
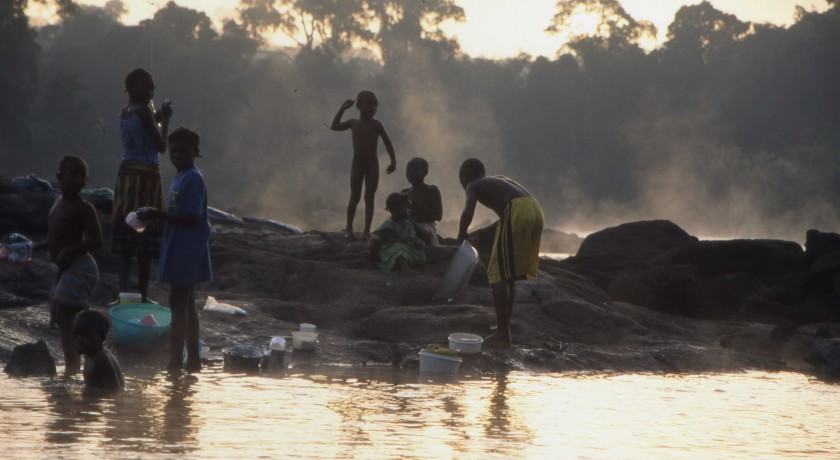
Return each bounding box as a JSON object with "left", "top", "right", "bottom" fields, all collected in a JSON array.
[{"left": 111, "top": 160, "right": 164, "bottom": 254}]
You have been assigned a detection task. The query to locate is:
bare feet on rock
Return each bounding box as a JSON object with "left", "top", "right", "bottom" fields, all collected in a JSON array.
[
  {"left": 344, "top": 229, "right": 355, "bottom": 241},
  {"left": 482, "top": 332, "right": 512, "bottom": 348}
]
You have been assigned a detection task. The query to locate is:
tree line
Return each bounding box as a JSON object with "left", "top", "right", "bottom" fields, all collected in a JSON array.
[{"left": 1, "top": 0, "right": 838, "bottom": 239}]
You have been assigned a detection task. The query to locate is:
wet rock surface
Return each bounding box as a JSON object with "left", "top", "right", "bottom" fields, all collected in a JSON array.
[
  {"left": 1, "top": 179, "right": 839, "bottom": 380},
  {"left": 4, "top": 340, "right": 56, "bottom": 377}
]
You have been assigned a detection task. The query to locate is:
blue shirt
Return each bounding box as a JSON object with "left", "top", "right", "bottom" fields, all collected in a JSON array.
[
  {"left": 119, "top": 111, "right": 160, "bottom": 165},
  {"left": 159, "top": 167, "right": 212, "bottom": 286}
]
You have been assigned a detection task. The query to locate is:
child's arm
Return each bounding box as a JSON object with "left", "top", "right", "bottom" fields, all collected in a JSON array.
[
  {"left": 137, "top": 173, "right": 204, "bottom": 226},
  {"left": 56, "top": 202, "right": 102, "bottom": 269},
  {"left": 330, "top": 99, "right": 355, "bottom": 131},
  {"left": 379, "top": 122, "right": 396, "bottom": 174},
  {"left": 457, "top": 185, "right": 478, "bottom": 243},
  {"left": 136, "top": 103, "right": 172, "bottom": 152}
]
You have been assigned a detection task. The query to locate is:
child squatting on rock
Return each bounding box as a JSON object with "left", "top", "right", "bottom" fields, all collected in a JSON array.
[
  {"left": 73, "top": 309, "right": 124, "bottom": 392},
  {"left": 401, "top": 157, "right": 443, "bottom": 246},
  {"left": 368, "top": 192, "right": 426, "bottom": 275}
]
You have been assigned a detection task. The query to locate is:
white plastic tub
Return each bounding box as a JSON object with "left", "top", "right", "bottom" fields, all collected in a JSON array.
[
  {"left": 419, "top": 351, "right": 462, "bottom": 373},
  {"left": 291, "top": 331, "right": 318, "bottom": 350},
  {"left": 299, "top": 323, "right": 316, "bottom": 333},
  {"left": 118, "top": 292, "right": 142, "bottom": 305},
  {"left": 448, "top": 333, "right": 483, "bottom": 354}
]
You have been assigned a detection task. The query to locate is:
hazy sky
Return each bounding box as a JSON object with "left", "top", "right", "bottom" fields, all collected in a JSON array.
[{"left": 30, "top": 0, "right": 830, "bottom": 57}]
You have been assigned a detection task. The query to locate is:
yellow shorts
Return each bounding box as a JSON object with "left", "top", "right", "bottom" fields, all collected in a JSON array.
[{"left": 487, "top": 197, "right": 544, "bottom": 284}]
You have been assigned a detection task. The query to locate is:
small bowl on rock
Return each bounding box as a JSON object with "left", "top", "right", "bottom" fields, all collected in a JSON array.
[{"left": 448, "top": 333, "right": 483, "bottom": 354}]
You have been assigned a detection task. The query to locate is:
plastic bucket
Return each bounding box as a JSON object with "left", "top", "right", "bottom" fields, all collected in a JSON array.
[
  {"left": 222, "top": 344, "right": 264, "bottom": 374},
  {"left": 419, "top": 351, "right": 462, "bottom": 373},
  {"left": 118, "top": 292, "right": 142, "bottom": 305},
  {"left": 262, "top": 349, "right": 292, "bottom": 374},
  {"left": 448, "top": 333, "right": 483, "bottom": 354},
  {"left": 291, "top": 331, "right": 318, "bottom": 350},
  {"left": 434, "top": 241, "right": 479, "bottom": 301},
  {"left": 109, "top": 303, "right": 172, "bottom": 349}
]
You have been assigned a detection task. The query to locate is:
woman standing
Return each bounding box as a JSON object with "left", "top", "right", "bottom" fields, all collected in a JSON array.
[{"left": 111, "top": 68, "right": 172, "bottom": 303}]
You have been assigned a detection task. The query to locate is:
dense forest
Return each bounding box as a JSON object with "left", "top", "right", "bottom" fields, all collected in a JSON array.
[{"left": 1, "top": 0, "right": 839, "bottom": 240}]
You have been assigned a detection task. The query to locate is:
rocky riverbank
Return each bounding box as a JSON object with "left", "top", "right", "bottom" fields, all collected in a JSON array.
[{"left": 2, "top": 177, "right": 839, "bottom": 380}]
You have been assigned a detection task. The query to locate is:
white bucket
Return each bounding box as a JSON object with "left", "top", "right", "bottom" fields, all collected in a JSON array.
[
  {"left": 118, "top": 292, "right": 142, "bottom": 305},
  {"left": 291, "top": 331, "right": 318, "bottom": 350},
  {"left": 448, "top": 333, "right": 483, "bottom": 354},
  {"left": 419, "top": 351, "right": 462, "bottom": 373},
  {"left": 434, "top": 241, "right": 479, "bottom": 301}
]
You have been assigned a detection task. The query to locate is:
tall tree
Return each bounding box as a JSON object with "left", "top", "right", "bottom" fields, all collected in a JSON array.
[
  {"left": 238, "top": 0, "right": 370, "bottom": 57},
  {"left": 364, "top": 0, "right": 464, "bottom": 64},
  {"left": 663, "top": 1, "right": 749, "bottom": 66},
  {"left": 0, "top": 0, "right": 39, "bottom": 157},
  {"left": 546, "top": 0, "right": 656, "bottom": 53}
]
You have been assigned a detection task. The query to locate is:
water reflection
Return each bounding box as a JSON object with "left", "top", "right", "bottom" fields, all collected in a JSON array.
[{"left": 2, "top": 369, "right": 838, "bottom": 458}]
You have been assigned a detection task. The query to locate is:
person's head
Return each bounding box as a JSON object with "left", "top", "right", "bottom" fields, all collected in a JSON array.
[
  {"left": 73, "top": 310, "right": 110, "bottom": 355},
  {"left": 355, "top": 90, "right": 378, "bottom": 118},
  {"left": 124, "top": 68, "right": 155, "bottom": 104},
  {"left": 405, "top": 157, "right": 429, "bottom": 186},
  {"left": 56, "top": 155, "right": 89, "bottom": 197},
  {"left": 385, "top": 192, "right": 411, "bottom": 220},
  {"left": 168, "top": 126, "right": 201, "bottom": 172},
  {"left": 459, "top": 158, "right": 485, "bottom": 189}
]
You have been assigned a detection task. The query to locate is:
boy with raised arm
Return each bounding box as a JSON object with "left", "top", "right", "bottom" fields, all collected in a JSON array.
[
  {"left": 457, "top": 159, "right": 544, "bottom": 348},
  {"left": 331, "top": 90, "right": 397, "bottom": 240},
  {"left": 40, "top": 155, "right": 103, "bottom": 375}
]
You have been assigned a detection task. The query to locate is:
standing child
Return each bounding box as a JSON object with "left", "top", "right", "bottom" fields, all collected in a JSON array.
[
  {"left": 40, "top": 155, "right": 103, "bottom": 376},
  {"left": 401, "top": 157, "right": 443, "bottom": 246},
  {"left": 457, "top": 159, "right": 544, "bottom": 348},
  {"left": 330, "top": 90, "right": 397, "bottom": 240},
  {"left": 138, "top": 127, "right": 211, "bottom": 375},
  {"left": 112, "top": 68, "right": 172, "bottom": 304},
  {"left": 369, "top": 192, "right": 426, "bottom": 274},
  {"left": 73, "top": 310, "right": 124, "bottom": 392}
]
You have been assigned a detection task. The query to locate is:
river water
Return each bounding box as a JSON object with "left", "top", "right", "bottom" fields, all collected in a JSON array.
[{"left": 1, "top": 366, "right": 838, "bottom": 459}]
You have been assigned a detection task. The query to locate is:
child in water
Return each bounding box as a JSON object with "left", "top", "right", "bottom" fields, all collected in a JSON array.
[
  {"left": 73, "top": 310, "right": 124, "bottom": 392},
  {"left": 36, "top": 155, "right": 103, "bottom": 376},
  {"left": 138, "top": 127, "right": 211, "bottom": 375},
  {"left": 330, "top": 90, "right": 397, "bottom": 241},
  {"left": 369, "top": 192, "right": 426, "bottom": 274},
  {"left": 401, "top": 157, "right": 442, "bottom": 246}
]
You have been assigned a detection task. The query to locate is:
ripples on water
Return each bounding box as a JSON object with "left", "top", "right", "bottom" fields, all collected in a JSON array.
[{"left": 1, "top": 368, "right": 838, "bottom": 458}]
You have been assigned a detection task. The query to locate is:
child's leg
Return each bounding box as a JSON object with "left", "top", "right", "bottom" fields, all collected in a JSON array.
[
  {"left": 137, "top": 251, "right": 152, "bottom": 302},
  {"left": 118, "top": 251, "right": 132, "bottom": 292},
  {"left": 485, "top": 282, "right": 513, "bottom": 348},
  {"left": 396, "top": 257, "right": 418, "bottom": 275},
  {"left": 167, "top": 285, "right": 192, "bottom": 372},
  {"left": 56, "top": 304, "right": 82, "bottom": 376},
  {"left": 184, "top": 287, "right": 201, "bottom": 372},
  {"left": 362, "top": 163, "right": 380, "bottom": 238},
  {"left": 346, "top": 162, "right": 365, "bottom": 238}
]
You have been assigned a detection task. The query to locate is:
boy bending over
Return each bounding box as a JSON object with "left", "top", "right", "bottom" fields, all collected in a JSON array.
[{"left": 457, "top": 159, "right": 543, "bottom": 348}]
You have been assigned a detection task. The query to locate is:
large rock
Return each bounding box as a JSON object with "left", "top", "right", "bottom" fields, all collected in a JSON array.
[
  {"left": 4, "top": 340, "right": 56, "bottom": 377},
  {"left": 564, "top": 220, "right": 698, "bottom": 287},
  {"left": 651, "top": 239, "right": 806, "bottom": 283}
]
